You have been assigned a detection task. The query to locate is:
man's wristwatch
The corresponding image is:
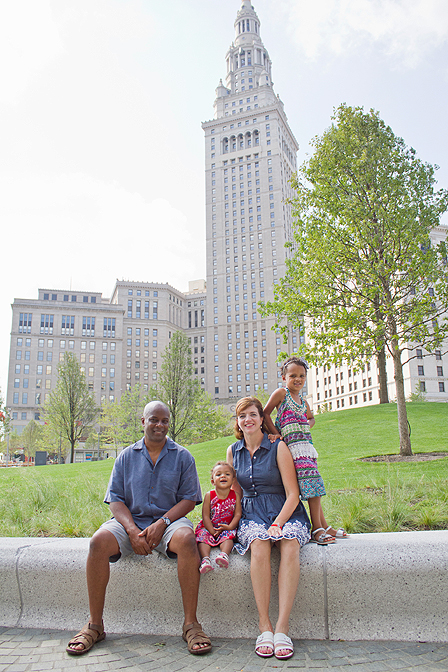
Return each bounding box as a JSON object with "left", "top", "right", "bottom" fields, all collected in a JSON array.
[{"left": 161, "top": 516, "right": 171, "bottom": 527}]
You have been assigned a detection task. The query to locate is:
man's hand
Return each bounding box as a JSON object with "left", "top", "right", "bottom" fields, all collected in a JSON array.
[
  {"left": 137, "top": 519, "right": 166, "bottom": 553},
  {"left": 127, "top": 528, "right": 151, "bottom": 555},
  {"left": 268, "top": 432, "right": 282, "bottom": 443}
]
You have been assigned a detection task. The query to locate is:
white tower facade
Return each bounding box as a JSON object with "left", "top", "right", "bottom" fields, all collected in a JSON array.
[{"left": 202, "top": 1, "right": 300, "bottom": 403}]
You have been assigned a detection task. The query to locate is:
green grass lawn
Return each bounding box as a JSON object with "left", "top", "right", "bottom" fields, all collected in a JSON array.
[{"left": 1, "top": 403, "right": 447, "bottom": 537}]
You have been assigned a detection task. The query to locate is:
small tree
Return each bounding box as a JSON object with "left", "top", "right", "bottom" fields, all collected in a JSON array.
[
  {"left": 37, "top": 422, "right": 71, "bottom": 462},
  {"left": 0, "top": 389, "right": 11, "bottom": 459},
  {"left": 101, "top": 384, "right": 144, "bottom": 453},
  {"left": 21, "top": 420, "right": 43, "bottom": 459},
  {"left": 261, "top": 104, "right": 448, "bottom": 456},
  {"left": 179, "top": 392, "right": 232, "bottom": 445},
  {"left": 44, "top": 353, "right": 98, "bottom": 463},
  {"left": 149, "top": 331, "right": 231, "bottom": 444}
]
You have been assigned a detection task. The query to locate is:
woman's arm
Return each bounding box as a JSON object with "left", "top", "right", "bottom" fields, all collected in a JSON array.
[
  {"left": 226, "top": 445, "right": 242, "bottom": 497},
  {"left": 223, "top": 492, "right": 242, "bottom": 531},
  {"left": 269, "top": 441, "right": 300, "bottom": 532},
  {"left": 263, "top": 388, "right": 286, "bottom": 437},
  {"left": 305, "top": 400, "right": 315, "bottom": 428}
]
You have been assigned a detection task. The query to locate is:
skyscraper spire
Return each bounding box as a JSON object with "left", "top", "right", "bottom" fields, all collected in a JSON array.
[
  {"left": 203, "top": 2, "right": 299, "bottom": 401},
  {"left": 214, "top": 1, "right": 277, "bottom": 120}
]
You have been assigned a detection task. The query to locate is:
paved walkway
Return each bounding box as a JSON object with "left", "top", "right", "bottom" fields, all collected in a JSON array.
[{"left": 1, "top": 627, "right": 447, "bottom": 672}]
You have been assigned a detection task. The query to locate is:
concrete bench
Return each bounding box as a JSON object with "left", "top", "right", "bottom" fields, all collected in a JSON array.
[{"left": 1, "top": 531, "right": 447, "bottom": 642}]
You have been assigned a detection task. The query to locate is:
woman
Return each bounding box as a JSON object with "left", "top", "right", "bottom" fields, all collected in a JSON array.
[{"left": 226, "top": 397, "right": 311, "bottom": 660}]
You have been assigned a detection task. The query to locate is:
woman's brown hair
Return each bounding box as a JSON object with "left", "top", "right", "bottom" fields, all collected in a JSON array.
[{"left": 233, "top": 396, "right": 267, "bottom": 439}]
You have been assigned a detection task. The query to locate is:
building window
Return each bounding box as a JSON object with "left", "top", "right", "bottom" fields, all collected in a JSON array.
[
  {"left": 19, "top": 313, "right": 32, "bottom": 333},
  {"left": 61, "top": 315, "right": 75, "bottom": 336},
  {"left": 103, "top": 318, "right": 116, "bottom": 338},
  {"left": 40, "top": 314, "right": 54, "bottom": 335},
  {"left": 82, "top": 316, "right": 95, "bottom": 337},
  {"left": 418, "top": 366, "right": 424, "bottom": 376}
]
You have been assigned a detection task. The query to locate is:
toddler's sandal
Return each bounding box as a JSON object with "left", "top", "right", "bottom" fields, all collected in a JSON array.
[
  {"left": 199, "top": 557, "right": 213, "bottom": 574},
  {"left": 215, "top": 552, "right": 229, "bottom": 568}
]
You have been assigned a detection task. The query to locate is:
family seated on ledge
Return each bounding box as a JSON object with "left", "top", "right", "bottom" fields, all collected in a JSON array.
[{"left": 66, "top": 378, "right": 348, "bottom": 661}]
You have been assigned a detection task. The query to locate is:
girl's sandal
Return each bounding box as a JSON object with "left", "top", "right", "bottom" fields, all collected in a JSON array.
[
  {"left": 331, "top": 527, "right": 350, "bottom": 539},
  {"left": 66, "top": 622, "right": 105, "bottom": 655},
  {"left": 199, "top": 557, "right": 214, "bottom": 574},
  {"left": 310, "top": 528, "right": 335, "bottom": 545}
]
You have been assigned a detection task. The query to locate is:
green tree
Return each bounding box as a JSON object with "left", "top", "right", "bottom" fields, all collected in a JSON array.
[
  {"left": 21, "top": 420, "right": 43, "bottom": 459},
  {"left": 101, "top": 385, "right": 144, "bottom": 453},
  {"left": 44, "top": 353, "right": 98, "bottom": 463},
  {"left": 261, "top": 104, "right": 448, "bottom": 457},
  {"left": 37, "top": 422, "right": 71, "bottom": 462},
  {"left": 179, "top": 392, "right": 231, "bottom": 445},
  {"left": 0, "top": 388, "right": 10, "bottom": 441},
  {"left": 0, "top": 389, "right": 11, "bottom": 461},
  {"left": 149, "top": 331, "right": 231, "bottom": 444},
  {"left": 254, "top": 388, "right": 270, "bottom": 407}
]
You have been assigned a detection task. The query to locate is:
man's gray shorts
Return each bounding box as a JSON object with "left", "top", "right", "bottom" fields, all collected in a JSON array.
[{"left": 99, "top": 517, "right": 194, "bottom": 561}]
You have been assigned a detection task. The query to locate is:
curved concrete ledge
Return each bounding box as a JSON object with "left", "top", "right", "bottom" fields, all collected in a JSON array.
[{"left": 0, "top": 531, "right": 447, "bottom": 642}]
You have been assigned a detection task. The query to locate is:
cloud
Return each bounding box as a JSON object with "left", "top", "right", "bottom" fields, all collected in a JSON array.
[
  {"left": 280, "top": 0, "right": 448, "bottom": 67},
  {"left": 0, "top": 172, "right": 203, "bottom": 294},
  {"left": 0, "top": 0, "right": 63, "bottom": 104}
]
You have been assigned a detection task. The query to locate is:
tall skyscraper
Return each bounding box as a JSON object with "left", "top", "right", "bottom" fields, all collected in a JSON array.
[{"left": 202, "top": 0, "right": 300, "bottom": 402}]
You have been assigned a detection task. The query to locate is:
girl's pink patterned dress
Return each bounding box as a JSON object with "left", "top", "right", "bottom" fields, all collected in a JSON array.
[{"left": 195, "top": 489, "right": 237, "bottom": 546}]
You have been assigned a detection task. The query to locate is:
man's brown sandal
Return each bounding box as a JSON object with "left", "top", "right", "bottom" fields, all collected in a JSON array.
[
  {"left": 66, "top": 622, "right": 106, "bottom": 655},
  {"left": 182, "top": 621, "right": 212, "bottom": 655}
]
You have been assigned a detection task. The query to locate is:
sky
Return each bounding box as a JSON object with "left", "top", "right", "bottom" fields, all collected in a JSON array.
[{"left": 1, "top": 0, "right": 447, "bottom": 396}]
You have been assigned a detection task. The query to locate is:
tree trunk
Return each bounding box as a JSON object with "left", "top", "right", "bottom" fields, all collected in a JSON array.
[
  {"left": 391, "top": 345, "right": 412, "bottom": 456},
  {"left": 377, "top": 346, "right": 389, "bottom": 404}
]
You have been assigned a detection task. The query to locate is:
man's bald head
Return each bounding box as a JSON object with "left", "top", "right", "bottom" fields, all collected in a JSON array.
[{"left": 143, "top": 400, "right": 170, "bottom": 420}]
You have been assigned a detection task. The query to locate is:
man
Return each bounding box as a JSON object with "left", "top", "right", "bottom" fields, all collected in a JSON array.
[{"left": 66, "top": 400, "right": 211, "bottom": 656}]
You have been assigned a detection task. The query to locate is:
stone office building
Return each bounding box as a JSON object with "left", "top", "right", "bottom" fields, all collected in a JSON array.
[{"left": 6, "top": 280, "right": 207, "bottom": 435}]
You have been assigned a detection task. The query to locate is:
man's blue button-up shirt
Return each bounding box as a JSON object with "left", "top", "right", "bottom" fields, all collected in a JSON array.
[{"left": 104, "top": 437, "right": 202, "bottom": 529}]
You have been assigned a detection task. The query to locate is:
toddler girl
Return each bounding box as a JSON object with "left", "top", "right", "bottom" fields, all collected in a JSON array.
[
  {"left": 264, "top": 356, "right": 348, "bottom": 544},
  {"left": 195, "top": 461, "right": 242, "bottom": 572}
]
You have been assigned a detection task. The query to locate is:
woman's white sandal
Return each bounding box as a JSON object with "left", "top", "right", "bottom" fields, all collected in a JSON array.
[
  {"left": 274, "top": 632, "right": 294, "bottom": 659},
  {"left": 255, "top": 631, "right": 274, "bottom": 657}
]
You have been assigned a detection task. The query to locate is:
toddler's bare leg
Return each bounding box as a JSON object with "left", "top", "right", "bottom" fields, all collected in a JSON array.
[
  {"left": 198, "top": 542, "right": 211, "bottom": 559},
  {"left": 219, "top": 539, "right": 234, "bottom": 555}
]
